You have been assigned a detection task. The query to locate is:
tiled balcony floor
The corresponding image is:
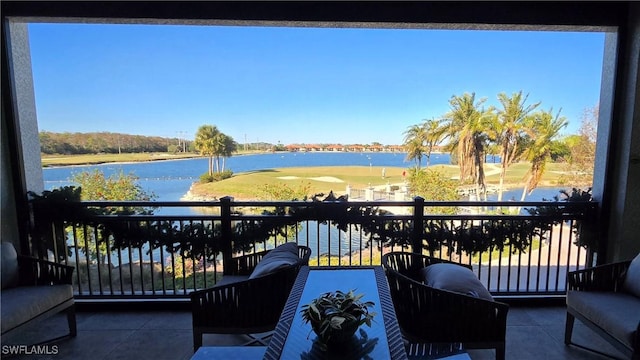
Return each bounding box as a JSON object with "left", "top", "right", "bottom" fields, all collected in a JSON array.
[{"left": 1, "top": 305, "right": 628, "bottom": 360}]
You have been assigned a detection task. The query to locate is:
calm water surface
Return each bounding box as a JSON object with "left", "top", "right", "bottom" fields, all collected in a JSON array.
[
  {"left": 43, "top": 152, "right": 569, "bottom": 261},
  {"left": 43, "top": 152, "right": 431, "bottom": 200},
  {"left": 43, "top": 152, "right": 565, "bottom": 202}
]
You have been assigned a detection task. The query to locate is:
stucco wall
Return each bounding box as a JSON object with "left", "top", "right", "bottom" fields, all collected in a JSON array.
[
  {"left": 602, "top": 4, "right": 640, "bottom": 262},
  {"left": 1, "top": 96, "right": 19, "bottom": 246},
  {"left": 7, "top": 22, "right": 43, "bottom": 195},
  {"left": 2, "top": 22, "right": 44, "bottom": 251}
]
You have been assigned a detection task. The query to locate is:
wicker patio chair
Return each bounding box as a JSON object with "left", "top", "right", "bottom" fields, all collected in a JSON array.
[
  {"left": 382, "top": 252, "right": 509, "bottom": 360},
  {"left": 565, "top": 253, "right": 640, "bottom": 359},
  {"left": 190, "top": 244, "right": 311, "bottom": 352},
  {"left": 1, "top": 242, "right": 76, "bottom": 344}
]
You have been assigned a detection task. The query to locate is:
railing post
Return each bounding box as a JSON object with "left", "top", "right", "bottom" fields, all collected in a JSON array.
[
  {"left": 365, "top": 185, "right": 374, "bottom": 201},
  {"left": 220, "top": 196, "right": 234, "bottom": 275},
  {"left": 412, "top": 196, "right": 424, "bottom": 254}
]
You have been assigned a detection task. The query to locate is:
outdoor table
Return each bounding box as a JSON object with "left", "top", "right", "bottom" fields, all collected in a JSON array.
[
  {"left": 264, "top": 266, "right": 408, "bottom": 360},
  {"left": 190, "top": 346, "right": 266, "bottom": 360}
]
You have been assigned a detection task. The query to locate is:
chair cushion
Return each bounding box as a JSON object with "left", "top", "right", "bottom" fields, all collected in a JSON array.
[
  {"left": 420, "top": 263, "right": 494, "bottom": 301},
  {"left": 1, "top": 242, "right": 19, "bottom": 289},
  {"left": 623, "top": 252, "right": 640, "bottom": 297},
  {"left": 215, "top": 275, "right": 250, "bottom": 287},
  {"left": 1, "top": 284, "right": 74, "bottom": 334},
  {"left": 567, "top": 290, "right": 640, "bottom": 349},
  {"left": 249, "top": 242, "right": 299, "bottom": 279}
]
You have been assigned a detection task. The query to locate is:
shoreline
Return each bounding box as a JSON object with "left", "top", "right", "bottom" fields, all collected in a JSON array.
[
  {"left": 41, "top": 154, "right": 201, "bottom": 169},
  {"left": 181, "top": 183, "right": 219, "bottom": 201},
  {"left": 41, "top": 153, "right": 592, "bottom": 202},
  {"left": 40, "top": 150, "right": 277, "bottom": 168}
]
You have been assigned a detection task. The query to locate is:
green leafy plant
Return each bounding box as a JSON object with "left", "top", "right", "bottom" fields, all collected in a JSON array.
[
  {"left": 28, "top": 186, "right": 86, "bottom": 259},
  {"left": 300, "top": 289, "right": 376, "bottom": 348},
  {"left": 525, "top": 187, "right": 597, "bottom": 253},
  {"left": 258, "top": 181, "right": 312, "bottom": 200}
]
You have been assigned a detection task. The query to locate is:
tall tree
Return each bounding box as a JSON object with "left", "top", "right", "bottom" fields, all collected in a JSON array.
[
  {"left": 520, "top": 109, "right": 568, "bottom": 201},
  {"left": 194, "top": 125, "right": 220, "bottom": 176},
  {"left": 495, "top": 91, "right": 541, "bottom": 200},
  {"left": 403, "top": 124, "right": 427, "bottom": 169},
  {"left": 423, "top": 118, "right": 445, "bottom": 168},
  {"left": 219, "top": 133, "right": 237, "bottom": 172},
  {"left": 212, "top": 132, "right": 225, "bottom": 173},
  {"left": 442, "top": 93, "right": 495, "bottom": 199},
  {"left": 564, "top": 105, "right": 598, "bottom": 186}
]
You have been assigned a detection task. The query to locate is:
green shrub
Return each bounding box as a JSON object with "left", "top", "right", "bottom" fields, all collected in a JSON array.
[
  {"left": 212, "top": 170, "right": 233, "bottom": 181},
  {"left": 408, "top": 167, "right": 459, "bottom": 214},
  {"left": 200, "top": 173, "right": 215, "bottom": 183},
  {"left": 200, "top": 170, "right": 233, "bottom": 183},
  {"left": 259, "top": 181, "right": 312, "bottom": 200}
]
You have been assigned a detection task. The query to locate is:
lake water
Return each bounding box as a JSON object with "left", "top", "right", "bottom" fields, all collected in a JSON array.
[
  {"left": 42, "top": 151, "right": 565, "bottom": 202},
  {"left": 43, "top": 152, "right": 435, "bottom": 200},
  {"left": 42, "top": 152, "right": 570, "bottom": 261}
]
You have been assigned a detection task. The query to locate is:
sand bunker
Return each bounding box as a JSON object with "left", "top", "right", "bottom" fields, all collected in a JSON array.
[
  {"left": 309, "top": 176, "right": 344, "bottom": 183},
  {"left": 277, "top": 176, "right": 344, "bottom": 183}
]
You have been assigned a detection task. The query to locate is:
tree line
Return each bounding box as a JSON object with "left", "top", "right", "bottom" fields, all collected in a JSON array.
[
  {"left": 403, "top": 91, "right": 597, "bottom": 202},
  {"left": 39, "top": 131, "right": 180, "bottom": 154}
]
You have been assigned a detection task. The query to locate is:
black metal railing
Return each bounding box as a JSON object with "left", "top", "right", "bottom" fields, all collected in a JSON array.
[{"left": 28, "top": 197, "right": 597, "bottom": 299}]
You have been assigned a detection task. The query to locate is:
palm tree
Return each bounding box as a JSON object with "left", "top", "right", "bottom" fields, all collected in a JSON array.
[
  {"left": 403, "top": 124, "right": 427, "bottom": 169},
  {"left": 212, "top": 132, "right": 226, "bottom": 173},
  {"left": 194, "top": 125, "right": 220, "bottom": 176},
  {"left": 423, "top": 118, "right": 445, "bottom": 167},
  {"left": 219, "top": 134, "right": 237, "bottom": 172},
  {"left": 442, "top": 93, "right": 495, "bottom": 199},
  {"left": 495, "top": 91, "right": 541, "bottom": 200},
  {"left": 520, "top": 109, "right": 568, "bottom": 201}
]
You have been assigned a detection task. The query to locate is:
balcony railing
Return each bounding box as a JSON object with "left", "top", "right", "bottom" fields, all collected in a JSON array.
[{"left": 28, "top": 197, "right": 597, "bottom": 300}]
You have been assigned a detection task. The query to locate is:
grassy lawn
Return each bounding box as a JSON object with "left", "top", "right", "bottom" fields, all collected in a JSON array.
[
  {"left": 162, "top": 271, "right": 222, "bottom": 290},
  {"left": 41, "top": 152, "right": 199, "bottom": 167},
  {"left": 190, "top": 162, "right": 571, "bottom": 200},
  {"left": 41, "top": 152, "right": 575, "bottom": 200},
  {"left": 311, "top": 251, "right": 384, "bottom": 266},
  {"left": 40, "top": 150, "right": 274, "bottom": 167},
  {"left": 472, "top": 238, "right": 543, "bottom": 263},
  {"left": 484, "top": 161, "right": 567, "bottom": 187},
  {"left": 191, "top": 165, "right": 409, "bottom": 200}
]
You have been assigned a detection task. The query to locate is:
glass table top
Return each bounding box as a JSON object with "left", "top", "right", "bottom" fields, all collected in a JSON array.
[{"left": 278, "top": 268, "right": 391, "bottom": 360}]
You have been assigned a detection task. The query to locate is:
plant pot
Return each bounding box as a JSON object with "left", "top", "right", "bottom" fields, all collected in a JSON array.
[{"left": 311, "top": 317, "right": 361, "bottom": 347}]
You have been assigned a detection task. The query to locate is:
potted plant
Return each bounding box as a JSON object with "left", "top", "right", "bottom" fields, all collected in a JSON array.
[{"left": 300, "top": 289, "right": 376, "bottom": 348}]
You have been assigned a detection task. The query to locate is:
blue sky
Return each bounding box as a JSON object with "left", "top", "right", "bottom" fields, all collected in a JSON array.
[{"left": 28, "top": 23, "right": 605, "bottom": 145}]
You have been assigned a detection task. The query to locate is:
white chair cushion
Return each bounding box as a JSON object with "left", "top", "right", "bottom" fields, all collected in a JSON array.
[
  {"left": 623, "top": 252, "right": 640, "bottom": 297},
  {"left": 249, "top": 242, "right": 299, "bottom": 279},
  {"left": 420, "top": 263, "right": 494, "bottom": 301},
  {"left": 567, "top": 290, "right": 640, "bottom": 349},
  {"left": 1, "top": 284, "right": 74, "bottom": 334}
]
